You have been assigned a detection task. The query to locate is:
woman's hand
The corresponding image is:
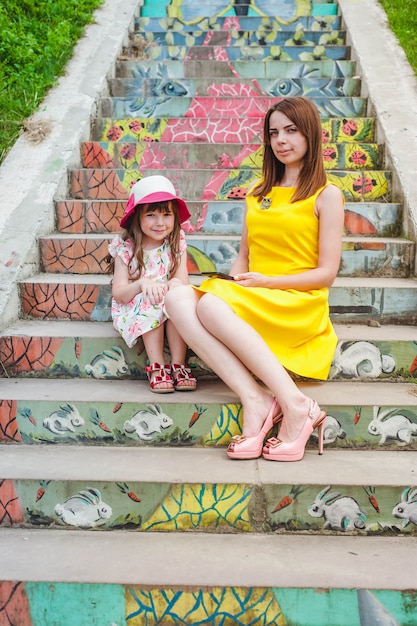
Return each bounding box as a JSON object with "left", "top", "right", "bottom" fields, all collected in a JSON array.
[{"left": 233, "top": 272, "right": 268, "bottom": 287}]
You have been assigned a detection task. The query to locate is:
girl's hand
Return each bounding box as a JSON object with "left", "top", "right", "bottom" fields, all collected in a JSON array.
[
  {"left": 139, "top": 278, "right": 167, "bottom": 304},
  {"left": 233, "top": 272, "right": 268, "bottom": 287}
]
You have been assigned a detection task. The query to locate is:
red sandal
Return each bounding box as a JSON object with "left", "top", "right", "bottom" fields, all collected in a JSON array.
[
  {"left": 145, "top": 363, "right": 174, "bottom": 394},
  {"left": 171, "top": 364, "right": 197, "bottom": 391}
]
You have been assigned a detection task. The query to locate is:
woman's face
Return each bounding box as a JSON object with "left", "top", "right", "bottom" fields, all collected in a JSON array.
[
  {"left": 268, "top": 110, "right": 308, "bottom": 168},
  {"left": 139, "top": 204, "right": 175, "bottom": 249}
]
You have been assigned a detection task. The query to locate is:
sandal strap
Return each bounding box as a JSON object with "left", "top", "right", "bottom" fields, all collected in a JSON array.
[
  {"left": 145, "top": 362, "right": 173, "bottom": 382},
  {"left": 171, "top": 363, "right": 196, "bottom": 382}
]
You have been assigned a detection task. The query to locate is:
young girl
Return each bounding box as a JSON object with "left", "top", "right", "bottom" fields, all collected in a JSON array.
[{"left": 107, "top": 175, "right": 197, "bottom": 393}]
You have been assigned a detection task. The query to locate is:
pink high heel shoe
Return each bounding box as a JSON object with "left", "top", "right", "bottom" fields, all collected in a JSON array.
[
  {"left": 227, "top": 398, "right": 282, "bottom": 460},
  {"left": 262, "top": 399, "right": 326, "bottom": 462}
]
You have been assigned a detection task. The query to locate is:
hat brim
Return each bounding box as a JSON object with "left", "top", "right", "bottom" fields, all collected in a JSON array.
[{"left": 120, "top": 191, "right": 191, "bottom": 228}]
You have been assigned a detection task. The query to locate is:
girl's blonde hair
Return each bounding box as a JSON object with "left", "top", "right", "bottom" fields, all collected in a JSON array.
[
  {"left": 250, "top": 96, "right": 327, "bottom": 203},
  {"left": 106, "top": 200, "right": 182, "bottom": 277}
]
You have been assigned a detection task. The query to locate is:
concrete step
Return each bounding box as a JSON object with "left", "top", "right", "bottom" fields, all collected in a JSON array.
[
  {"left": 81, "top": 141, "right": 381, "bottom": 171},
  {"left": 36, "top": 233, "right": 414, "bottom": 278},
  {"left": 69, "top": 168, "right": 392, "bottom": 202},
  {"left": 112, "top": 44, "right": 351, "bottom": 63},
  {"left": 1, "top": 320, "right": 416, "bottom": 382},
  {"left": 91, "top": 115, "right": 376, "bottom": 144},
  {"left": 126, "top": 28, "right": 347, "bottom": 47},
  {"left": 134, "top": 14, "right": 343, "bottom": 32},
  {"left": 99, "top": 94, "right": 365, "bottom": 118},
  {"left": 55, "top": 199, "right": 401, "bottom": 237},
  {"left": 108, "top": 75, "right": 361, "bottom": 99},
  {"left": 2, "top": 378, "right": 417, "bottom": 450},
  {"left": 140, "top": 4, "right": 338, "bottom": 19},
  {"left": 1, "top": 446, "right": 417, "bottom": 535},
  {"left": 18, "top": 274, "right": 417, "bottom": 324},
  {"left": 115, "top": 57, "right": 357, "bottom": 79}
]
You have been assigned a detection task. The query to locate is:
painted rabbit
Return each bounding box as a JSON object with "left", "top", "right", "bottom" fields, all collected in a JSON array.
[
  {"left": 368, "top": 406, "right": 417, "bottom": 444},
  {"left": 392, "top": 487, "right": 417, "bottom": 527},
  {"left": 43, "top": 404, "right": 85, "bottom": 434},
  {"left": 55, "top": 487, "right": 112, "bottom": 528},
  {"left": 331, "top": 341, "right": 396, "bottom": 379},
  {"left": 85, "top": 346, "right": 128, "bottom": 379},
  {"left": 124, "top": 404, "right": 173, "bottom": 440},
  {"left": 310, "top": 415, "right": 346, "bottom": 445},
  {"left": 308, "top": 485, "right": 367, "bottom": 531}
]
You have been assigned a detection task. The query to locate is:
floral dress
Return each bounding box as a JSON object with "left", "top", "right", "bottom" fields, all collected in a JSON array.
[{"left": 108, "top": 231, "right": 187, "bottom": 348}]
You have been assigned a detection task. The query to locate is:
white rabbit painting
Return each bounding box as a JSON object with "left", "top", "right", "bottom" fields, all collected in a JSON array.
[
  {"left": 392, "top": 487, "right": 417, "bottom": 528},
  {"left": 55, "top": 487, "right": 112, "bottom": 528},
  {"left": 85, "top": 346, "right": 129, "bottom": 379},
  {"left": 124, "top": 404, "right": 173, "bottom": 440},
  {"left": 43, "top": 404, "right": 85, "bottom": 435},
  {"left": 367, "top": 406, "right": 417, "bottom": 445},
  {"left": 308, "top": 485, "right": 367, "bottom": 531}
]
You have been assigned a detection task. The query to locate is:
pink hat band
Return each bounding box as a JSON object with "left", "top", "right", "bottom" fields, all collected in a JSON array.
[{"left": 120, "top": 176, "right": 191, "bottom": 228}]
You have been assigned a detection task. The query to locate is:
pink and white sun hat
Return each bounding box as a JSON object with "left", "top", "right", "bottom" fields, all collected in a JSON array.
[{"left": 120, "top": 175, "right": 191, "bottom": 228}]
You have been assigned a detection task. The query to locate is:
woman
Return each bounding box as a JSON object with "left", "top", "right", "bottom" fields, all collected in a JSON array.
[{"left": 165, "top": 96, "right": 345, "bottom": 461}]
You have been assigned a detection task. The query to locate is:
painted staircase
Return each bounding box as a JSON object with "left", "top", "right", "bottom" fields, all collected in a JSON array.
[{"left": 1, "top": 0, "right": 417, "bottom": 624}]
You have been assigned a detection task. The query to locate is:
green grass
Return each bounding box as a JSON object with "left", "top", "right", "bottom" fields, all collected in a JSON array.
[
  {"left": 379, "top": 0, "right": 417, "bottom": 73},
  {"left": 0, "top": 0, "right": 103, "bottom": 163},
  {"left": 0, "top": 1, "right": 416, "bottom": 164}
]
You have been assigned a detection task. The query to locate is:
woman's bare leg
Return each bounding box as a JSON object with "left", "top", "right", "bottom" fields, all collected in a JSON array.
[
  {"left": 196, "top": 293, "right": 312, "bottom": 441},
  {"left": 166, "top": 286, "right": 312, "bottom": 440},
  {"left": 165, "top": 286, "right": 275, "bottom": 437}
]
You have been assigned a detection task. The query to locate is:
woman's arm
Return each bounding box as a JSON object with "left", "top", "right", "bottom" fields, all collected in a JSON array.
[
  {"left": 229, "top": 206, "right": 250, "bottom": 275},
  {"left": 234, "top": 184, "right": 345, "bottom": 290}
]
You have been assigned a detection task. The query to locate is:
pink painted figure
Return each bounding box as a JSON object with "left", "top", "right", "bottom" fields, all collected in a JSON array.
[
  {"left": 106, "top": 175, "right": 197, "bottom": 393},
  {"left": 165, "top": 97, "right": 344, "bottom": 461}
]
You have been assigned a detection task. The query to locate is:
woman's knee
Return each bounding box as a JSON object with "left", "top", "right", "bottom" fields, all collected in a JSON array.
[{"left": 165, "top": 285, "right": 196, "bottom": 318}]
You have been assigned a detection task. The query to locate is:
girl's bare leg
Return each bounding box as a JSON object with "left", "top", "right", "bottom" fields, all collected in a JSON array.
[
  {"left": 142, "top": 325, "right": 172, "bottom": 391},
  {"left": 165, "top": 319, "right": 196, "bottom": 389}
]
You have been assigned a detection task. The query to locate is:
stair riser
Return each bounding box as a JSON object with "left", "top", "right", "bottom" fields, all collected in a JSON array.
[
  {"left": 1, "top": 478, "right": 416, "bottom": 535},
  {"left": 69, "top": 168, "right": 392, "bottom": 202},
  {"left": 56, "top": 200, "right": 401, "bottom": 237},
  {"left": 81, "top": 141, "right": 381, "bottom": 170},
  {"left": 135, "top": 15, "right": 343, "bottom": 31},
  {"left": 18, "top": 281, "right": 417, "bottom": 324},
  {"left": 115, "top": 58, "right": 356, "bottom": 79},
  {"left": 0, "top": 580, "right": 413, "bottom": 626},
  {"left": 37, "top": 236, "right": 413, "bottom": 278},
  {"left": 1, "top": 335, "right": 416, "bottom": 382},
  {"left": 131, "top": 29, "right": 346, "bottom": 47},
  {"left": 92, "top": 116, "right": 376, "bottom": 144},
  {"left": 99, "top": 95, "right": 365, "bottom": 118},
  {"left": 2, "top": 398, "right": 417, "bottom": 450}
]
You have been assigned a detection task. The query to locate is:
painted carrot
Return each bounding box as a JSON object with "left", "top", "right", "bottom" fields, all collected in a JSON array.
[
  {"left": 35, "top": 488, "right": 45, "bottom": 502},
  {"left": 74, "top": 337, "right": 82, "bottom": 360},
  {"left": 272, "top": 495, "right": 293, "bottom": 512},
  {"left": 20, "top": 408, "right": 37, "bottom": 426},
  {"left": 127, "top": 491, "right": 142, "bottom": 503},
  {"left": 117, "top": 482, "right": 141, "bottom": 502},
  {"left": 112, "top": 402, "right": 123, "bottom": 413},
  {"left": 272, "top": 485, "right": 306, "bottom": 513},
  {"left": 363, "top": 486, "right": 380, "bottom": 513},
  {"left": 410, "top": 355, "right": 417, "bottom": 374},
  {"left": 189, "top": 404, "right": 207, "bottom": 428},
  {"left": 353, "top": 407, "right": 362, "bottom": 425},
  {"left": 97, "top": 421, "right": 112, "bottom": 433},
  {"left": 35, "top": 480, "right": 51, "bottom": 502}
]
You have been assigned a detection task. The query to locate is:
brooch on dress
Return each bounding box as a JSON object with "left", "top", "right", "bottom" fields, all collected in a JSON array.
[{"left": 260, "top": 196, "right": 272, "bottom": 210}]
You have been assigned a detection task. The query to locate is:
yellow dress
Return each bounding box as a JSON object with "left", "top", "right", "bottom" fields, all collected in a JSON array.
[{"left": 196, "top": 184, "right": 338, "bottom": 380}]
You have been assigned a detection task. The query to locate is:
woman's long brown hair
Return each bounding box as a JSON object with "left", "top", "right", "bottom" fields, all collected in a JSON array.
[
  {"left": 105, "top": 200, "right": 182, "bottom": 278},
  {"left": 250, "top": 96, "right": 327, "bottom": 203}
]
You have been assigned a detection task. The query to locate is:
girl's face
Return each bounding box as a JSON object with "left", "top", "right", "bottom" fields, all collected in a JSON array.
[
  {"left": 139, "top": 204, "right": 175, "bottom": 249},
  {"left": 268, "top": 110, "right": 308, "bottom": 168}
]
